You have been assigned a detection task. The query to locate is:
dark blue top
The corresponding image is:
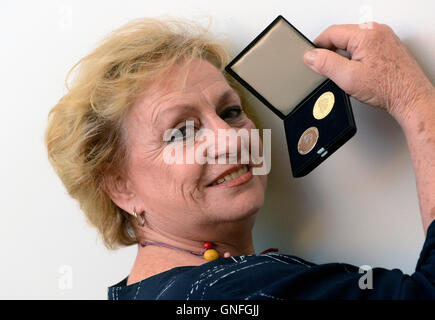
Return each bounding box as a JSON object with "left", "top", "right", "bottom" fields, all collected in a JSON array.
[{"left": 108, "top": 220, "right": 435, "bottom": 300}]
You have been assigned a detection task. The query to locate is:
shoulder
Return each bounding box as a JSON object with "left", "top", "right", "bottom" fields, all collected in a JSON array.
[
  {"left": 108, "top": 253, "right": 316, "bottom": 300},
  {"left": 108, "top": 265, "right": 195, "bottom": 300},
  {"left": 181, "top": 253, "right": 317, "bottom": 300}
]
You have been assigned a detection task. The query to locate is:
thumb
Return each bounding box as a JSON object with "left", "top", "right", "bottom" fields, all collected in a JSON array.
[{"left": 303, "top": 49, "right": 357, "bottom": 91}]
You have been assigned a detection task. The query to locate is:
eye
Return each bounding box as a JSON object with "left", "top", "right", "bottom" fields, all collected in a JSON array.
[
  {"left": 220, "top": 106, "right": 243, "bottom": 120},
  {"left": 164, "top": 106, "right": 244, "bottom": 144},
  {"left": 167, "top": 121, "right": 198, "bottom": 143}
]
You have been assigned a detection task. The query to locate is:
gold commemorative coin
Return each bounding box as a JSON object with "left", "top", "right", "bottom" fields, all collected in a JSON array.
[
  {"left": 313, "top": 91, "right": 335, "bottom": 120},
  {"left": 297, "top": 126, "right": 319, "bottom": 155}
]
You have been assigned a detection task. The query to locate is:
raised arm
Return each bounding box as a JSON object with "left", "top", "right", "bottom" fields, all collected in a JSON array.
[{"left": 303, "top": 22, "right": 435, "bottom": 235}]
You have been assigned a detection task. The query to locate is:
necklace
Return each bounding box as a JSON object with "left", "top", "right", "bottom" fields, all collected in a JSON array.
[
  {"left": 141, "top": 240, "right": 205, "bottom": 257},
  {"left": 140, "top": 240, "right": 278, "bottom": 260},
  {"left": 140, "top": 240, "right": 224, "bottom": 261}
]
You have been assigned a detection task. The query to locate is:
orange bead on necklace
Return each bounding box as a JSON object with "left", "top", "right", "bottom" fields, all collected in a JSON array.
[{"left": 202, "top": 241, "right": 220, "bottom": 261}]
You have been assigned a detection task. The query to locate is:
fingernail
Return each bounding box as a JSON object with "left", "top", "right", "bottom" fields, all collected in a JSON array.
[{"left": 304, "top": 50, "right": 317, "bottom": 66}]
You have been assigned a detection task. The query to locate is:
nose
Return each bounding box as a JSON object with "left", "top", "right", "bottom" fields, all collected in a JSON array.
[{"left": 198, "top": 113, "right": 249, "bottom": 165}]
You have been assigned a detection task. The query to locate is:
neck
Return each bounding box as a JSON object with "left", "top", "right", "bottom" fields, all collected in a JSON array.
[
  {"left": 134, "top": 215, "right": 256, "bottom": 259},
  {"left": 127, "top": 215, "right": 259, "bottom": 285}
]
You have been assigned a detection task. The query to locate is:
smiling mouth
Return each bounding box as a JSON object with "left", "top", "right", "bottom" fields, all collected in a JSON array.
[{"left": 209, "top": 165, "right": 250, "bottom": 187}]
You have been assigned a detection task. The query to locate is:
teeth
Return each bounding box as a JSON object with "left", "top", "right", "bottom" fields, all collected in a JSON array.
[
  {"left": 211, "top": 166, "right": 248, "bottom": 186},
  {"left": 216, "top": 178, "right": 225, "bottom": 184}
]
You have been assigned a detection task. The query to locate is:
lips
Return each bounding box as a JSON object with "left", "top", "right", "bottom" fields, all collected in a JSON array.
[{"left": 207, "top": 164, "right": 250, "bottom": 187}]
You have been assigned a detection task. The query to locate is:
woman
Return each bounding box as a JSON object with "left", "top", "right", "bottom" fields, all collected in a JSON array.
[{"left": 45, "top": 18, "right": 435, "bottom": 299}]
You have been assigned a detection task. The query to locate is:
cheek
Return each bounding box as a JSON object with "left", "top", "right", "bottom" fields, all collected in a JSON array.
[
  {"left": 127, "top": 148, "right": 172, "bottom": 199},
  {"left": 241, "top": 117, "right": 257, "bottom": 130},
  {"left": 171, "top": 163, "right": 202, "bottom": 187},
  {"left": 145, "top": 161, "right": 203, "bottom": 203},
  {"left": 243, "top": 119, "right": 265, "bottom": 155},
  {"left": 128, "top": 137, "right": 206, "bottom": 203},
  {"left": 259, "top": 174, "right": 268, "bottom": 190}
]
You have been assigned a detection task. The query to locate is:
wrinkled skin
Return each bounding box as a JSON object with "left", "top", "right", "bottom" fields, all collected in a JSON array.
[
  {"left": 303, "top": 22, "right": 434, "bottom": 122},
  {"left": 106, "top": 59, "right": 268, "bottom": 284}
]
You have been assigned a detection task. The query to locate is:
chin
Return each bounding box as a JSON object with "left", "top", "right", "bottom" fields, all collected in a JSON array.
[
  {"left": 214, "top": 187, "right": 265, "bottom": 223},
  {"left": 204, "top": 172, "right": 267, "bottom": 221}
]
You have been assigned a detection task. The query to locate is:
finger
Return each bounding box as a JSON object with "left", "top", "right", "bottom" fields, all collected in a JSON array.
[
  {"left": 303, "top": 48, "right": 360, "bottom": 94},
  {"left": 313, "top": 24, "right": 361, "bottom": 55}
]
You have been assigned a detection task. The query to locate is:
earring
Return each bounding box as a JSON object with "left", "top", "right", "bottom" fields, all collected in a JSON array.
[{"left": 133, "top": 208, "right": 145, "bottom": 227}]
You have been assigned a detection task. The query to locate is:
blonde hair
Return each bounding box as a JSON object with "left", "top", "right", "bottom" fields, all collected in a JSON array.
[{"left": 45, "top": 17, "right": 258, "bottom": 249}]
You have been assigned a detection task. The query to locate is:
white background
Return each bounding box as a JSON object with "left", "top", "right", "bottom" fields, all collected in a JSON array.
[{"left": 1, "top": 0, "right": 434, "bottom": 299}]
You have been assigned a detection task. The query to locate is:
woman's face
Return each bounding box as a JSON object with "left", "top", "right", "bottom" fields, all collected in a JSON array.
[{"left": 122, "top": 58, "right": 267, "bottom": 240}]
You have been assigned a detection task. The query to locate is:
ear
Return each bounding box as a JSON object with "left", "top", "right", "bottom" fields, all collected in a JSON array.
[{"left": 103, "top": 170, "right": 136, "bottom": 213}]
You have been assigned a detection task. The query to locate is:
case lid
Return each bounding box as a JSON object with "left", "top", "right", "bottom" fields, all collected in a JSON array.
[{"left": 228, "top": 16, "right": 326, "bottom": 118}]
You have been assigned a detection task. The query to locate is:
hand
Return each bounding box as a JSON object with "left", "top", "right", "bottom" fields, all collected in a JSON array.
[{"left": 303, "top": 22, "right": 434, "bottom": 123}]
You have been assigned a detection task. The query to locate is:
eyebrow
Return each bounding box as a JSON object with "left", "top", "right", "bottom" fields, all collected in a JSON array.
[{"left": 215, "top": 89, "right": 241, "bottom": 108}]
